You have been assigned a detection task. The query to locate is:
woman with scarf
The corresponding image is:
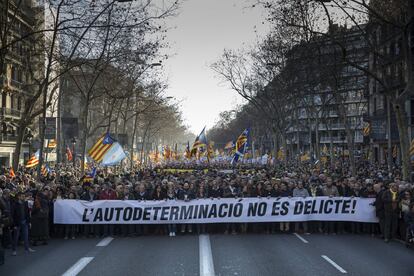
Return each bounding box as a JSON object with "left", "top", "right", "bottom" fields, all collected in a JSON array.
[{"left": 381, "top": 183, "right": 400, "bottom": 242}]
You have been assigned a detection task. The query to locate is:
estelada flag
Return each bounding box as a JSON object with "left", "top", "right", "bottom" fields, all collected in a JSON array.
[
  {"left": 41, "top": 164, "right": 50, "bottom": 177},
  {"left": 191, "top": 127, "right": 207, "bottom": 156},
  {"left": 26, "top": 150, "right": 40, "bottom": 168},
  {"left": 88, "top": 133, "right": 114, "bottom": 162}
]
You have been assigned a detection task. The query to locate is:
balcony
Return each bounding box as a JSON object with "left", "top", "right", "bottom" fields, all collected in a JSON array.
[
  {"left": 0, "top": 134, "right": 17, "bottom": 143},
  {"left": 10, "top": 79, "right": 23, "bottom": 90},
  {"left": 320, "top": 137, "right": 346, "bottom": 143},
  {"left": 0, "top": 107, "right": 21, "bottom": 119}
]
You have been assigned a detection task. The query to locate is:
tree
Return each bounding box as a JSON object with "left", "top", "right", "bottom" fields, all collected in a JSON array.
[{"left": 258, "top": 0, "right": 413, "bottom": 179}]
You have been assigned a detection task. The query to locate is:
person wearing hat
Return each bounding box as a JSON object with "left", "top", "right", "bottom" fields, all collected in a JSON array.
[{"left": 11, "top": 191, "right": 35, "bottom": 256}]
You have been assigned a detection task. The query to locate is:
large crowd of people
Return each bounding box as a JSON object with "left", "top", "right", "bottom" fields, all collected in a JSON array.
[{"left": 1, "top": 160, "right": 414, "bottom": 265}]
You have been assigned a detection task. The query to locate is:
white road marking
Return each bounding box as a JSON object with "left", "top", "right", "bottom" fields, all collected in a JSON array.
[
  {"left": 62, "top": 257, "right": 94, "bottom": 276},
  {"left": 96, "top": 237, "right": 114, "bottom": 247},
  {"left": 199, "top": 234, "right": 215, "bottom": 276},
  {"left": 321, "top": 255, "right": 347, "bottom": 274},
  {"left": 293, "top": 233, "right": 309, "bottom": 244}
]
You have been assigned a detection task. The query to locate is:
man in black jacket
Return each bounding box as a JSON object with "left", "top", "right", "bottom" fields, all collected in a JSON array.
[
  {"left": 80, "top": 186, "right": 99, "bottom": 237},
  {"left": 223, "top": 180, "right": 240, "bottom": 234},
  {"left": 382, "top": 183, "right": 400, "bottom": 242},
  {"left": 177, "top": 182, "right": 195, "bottom": 233},
  {"left": 11, "top": 192, "right": 35, "bottom": 256},
  {"left": 307, "top": 182, "right": 324, "bottom": 233},
  {"left": 0, "top": 189, "right": 13, "bottom": 249}
]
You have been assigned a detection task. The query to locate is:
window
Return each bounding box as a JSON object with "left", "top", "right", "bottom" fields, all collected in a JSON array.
[
  {"left": 1, "top": 93, "right": 6, "bottom": 108},
  {"left": 17, "top": 96, "right": 21, "bottom": 110}
]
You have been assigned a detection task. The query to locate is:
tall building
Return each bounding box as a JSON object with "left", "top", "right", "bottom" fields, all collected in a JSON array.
[
  {"left": 367, "top": 1, "right": 414, "bottom": 164},
  {"left": 284, "top": 25, "right": 368, "bottom": 158},
  {"left": 0, "top": 0, "right": 38, "bottom": 167},
  {"left": 58, "top": 59, "right": 134, "bottom": 161}
]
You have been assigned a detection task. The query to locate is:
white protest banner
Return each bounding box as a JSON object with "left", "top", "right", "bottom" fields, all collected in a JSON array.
[{"left": 54, "top": 197, "right": 378, "bottom": 225}]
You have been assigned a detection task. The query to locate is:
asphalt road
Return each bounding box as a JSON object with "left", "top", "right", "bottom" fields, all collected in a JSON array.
[{"left": 1, "top": 232, "right": 414, "bottom": 276}]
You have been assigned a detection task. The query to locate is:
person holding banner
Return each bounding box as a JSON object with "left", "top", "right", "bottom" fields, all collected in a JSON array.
[
  {"left": 196, "top": 184, "right": 208, "bottom": 234},
  {"left": 263, "top": 182, "right": 278, "bottom": 234},
  {"left": 81, "top": 186, "right": 99, "bottom": 238},
  {"left": 322, "top": 178, "right": 339, "bottom": 234},
  {"left": 177, "top": 182, "right": 195, "bottom": 234},
  {"left": 293, "top": 181, "right": 310, "bottom": 234},
  {"left": 134, "top": 183, "right": 151, "bottom": 236},
  {"left": 64, "top": 192, "right": 77, "bottom": 240},
  {"left": 152, "top": 185, "right": 167, "bottom": 235},
  {"left": 382, "top": 183, "right": 401, "bottom": 242},
  {"left": 99, "top": 182, "right": 117, "bottom": 237},
  {"left": 223, "top": 179, "right": 241, "bottom": 235},
  {"left": 278, "top": 182, "right": 291, "bottom": 233},
  {"left": 166, "top": 184, "right": 177, "bottom": 237},
  {"left": 308, "top": 181, "right": 324, "bottom": 233}
]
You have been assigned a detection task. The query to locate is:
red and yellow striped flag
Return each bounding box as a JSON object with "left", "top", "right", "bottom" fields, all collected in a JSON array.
[
  {"left": 41, "top": 165, "right": 50, "bottom": 177},
  {"left": 9, "top": 168, "right": 15, "bottom": 177},
  {"left": 26, "top": 151, "right": 40, "bottom": 168},
  {"left": 48, "top": 139, "right": 57, "bottom": 148},
  {"left": 88, "top": 133, "right": 114, "bottom": 162},
  {"left": 410, "top": 139, "right": 414, "bottom": 157}
]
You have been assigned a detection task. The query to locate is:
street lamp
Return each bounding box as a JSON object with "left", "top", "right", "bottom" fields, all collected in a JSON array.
[{"left": 71, "top": 137, "right": 77, "bottom": 167}]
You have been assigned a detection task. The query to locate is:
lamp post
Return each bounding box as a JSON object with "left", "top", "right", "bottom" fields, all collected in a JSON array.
[{"left": 71, "top": 137, "right": 77, "bottom": 167}]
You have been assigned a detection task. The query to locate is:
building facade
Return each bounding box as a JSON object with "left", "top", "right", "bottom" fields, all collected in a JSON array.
[
  {"left": 284, "top": 25, "right": 368, "bottom": 159},
  {"left": 0, "top": 0, "right": 39, "bottom": 167},
  {"left": 367, "top": 1, "right": 414, "bottom": 165}
]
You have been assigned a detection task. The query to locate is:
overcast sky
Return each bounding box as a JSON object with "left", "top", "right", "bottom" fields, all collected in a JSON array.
[{"left": 162, "top": 0, "right": 270, "bottom": 134}]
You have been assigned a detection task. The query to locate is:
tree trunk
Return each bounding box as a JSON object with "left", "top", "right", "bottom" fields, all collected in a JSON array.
[
  {"left": 394, "top": 101, "right": 410, "bottom": 180},
  {"left": 140, "top": 123, "right": 150, "bottom": 165},
  {"left": 80, "top": 100, "right": 90, "bottom": 175},
  {"left": 130, "top": 112, "right": 139, "bottom": 168},
  {"left": 281, "top": 133, "right": 287, "bottom": 165},
  {"left": 345, "top": 127, "right": 356, "bottom": 177},
  {"left": 386, "top": 96, "right": 393, "bottom": 170},
  {"left": 329, "top": 131, "right": 334, "bottom": 167},
  {"left": 315, "top": 119, "right": 320, "bottom": 160},
  {"left": 271, "top": 127, "right": 279, "bottom": 164},
  {"left": 308, "top": 119, "right": 313, "bottom": 158},
  {"left": 12, "top": 124, "right": 26, "bottom": 171},
  {"left": 37, "top": 89, "right": 48, "bottom": 178},
  {"left": 56, "top": 88, "right": 62, "bottom": 164}
]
